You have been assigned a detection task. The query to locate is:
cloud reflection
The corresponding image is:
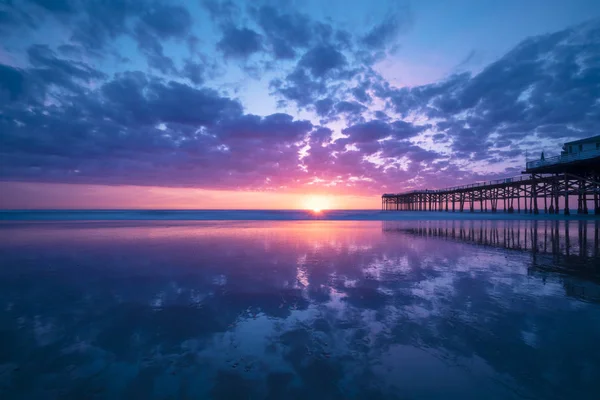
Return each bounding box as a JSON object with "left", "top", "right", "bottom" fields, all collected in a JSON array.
[{"left": 0, "top": 220, "right": 599, "bottom": 399}]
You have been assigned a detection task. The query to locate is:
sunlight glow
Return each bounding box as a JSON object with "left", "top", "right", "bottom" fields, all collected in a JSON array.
[{"left": 304, "top": 195, "right": 331, "bottom": 212}]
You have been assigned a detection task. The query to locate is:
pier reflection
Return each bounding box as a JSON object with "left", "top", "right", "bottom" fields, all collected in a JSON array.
[{"left": 384, "top": 219, "right": 600, "bottom": 303}]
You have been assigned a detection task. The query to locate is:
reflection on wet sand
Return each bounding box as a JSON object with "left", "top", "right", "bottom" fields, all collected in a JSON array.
[
  {"left": 385, "top": 220, "right": 600, "bottom": 303},
  {"left": 0, "top": 221, "right": 599, "bottom": 399}
]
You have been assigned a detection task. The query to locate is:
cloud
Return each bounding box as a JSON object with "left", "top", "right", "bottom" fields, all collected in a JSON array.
[
  {"left": 70, "top": 0, "right": 143, "bottom": 51},
  {"left": 361, "top": 9, "right": 412, "bottom": 50},
  {"left": 0, "top": 64, "right": 27, "bottom": 103},
  {"left": 254, "top": 5, "right": 312, "bottom": 50},
  {"left": 270, "top": 67, "right": 329, "bottom": 107},
  {"left": 131, "top": 3, "right": 193, "bottom": 73},
  {"left": 271, "top": 44, "right": 358, "bottom": 108},
  {"left": 375, "top": 18, "right": 600, "bottom": 163},
  {"left": 214, "top": 113, "right": 312, "bottom": 142},
  {"left": 21, "top": 44, "right": 106, "bottom": 97},
  {"left": 3, "top": 0, "right": 194, "bottom": 69},
  {"left": 351, "top": 80, "right": 372, "bottom": 103},
  {"left": 139, "top": 3, "right": 192, "bottom": 39},
  {"left": 132, "top": 25, "right": 176, "bottom": 74},
  {"left": 1, "top": 2, "right": 599, "bottom": 196},
  {"left": 217, "top": 27, "right": 263, "bottom": 59},
  {"left": 0, "top": 65, "right": 316, "bottom": 189},
  {"left": 342, "top": 120, "right": 425, "bottom": 143},
  {"left": 201, "top": 0, "right": 241, "bottom": 27},
  {"left": 335, "top": 101, "right": 367, "bottom": 116},
  {"left": 314, "top": 98, "right": 334, "bottom": 117},
  {"left": 182, "top": 60, "right": 205, "bottom": 85},
  {"left": 299, "top": 45, "right": 347, "bottom": 77},
  {"left": 29, "top": 0, "right": 76, "bottom": 14}
]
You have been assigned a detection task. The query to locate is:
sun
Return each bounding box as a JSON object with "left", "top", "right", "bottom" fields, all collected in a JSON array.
[{"left": 304, "top": 195, "right": 330, "bottom": 213}]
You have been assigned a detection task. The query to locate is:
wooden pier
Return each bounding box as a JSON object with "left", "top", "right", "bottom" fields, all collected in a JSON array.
[{"left": 382, "top": 136, "right": 600, "bottom": 215}]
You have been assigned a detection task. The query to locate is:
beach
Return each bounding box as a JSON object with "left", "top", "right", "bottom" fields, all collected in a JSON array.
[{"left": 0, "top": 216, "right": 599, "bottom": 399}]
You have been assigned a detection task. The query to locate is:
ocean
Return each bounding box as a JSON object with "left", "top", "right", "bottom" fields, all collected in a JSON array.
[
  {"left": 0, "top": 214, "right": 599, "bottom": 399},
  {"left": 1, "top": 209, "right": 597, "bottom": 221}
]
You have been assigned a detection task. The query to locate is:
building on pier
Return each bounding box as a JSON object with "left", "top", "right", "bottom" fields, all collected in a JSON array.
[
  {"left": 526, "top": 135, "right": 600, "bottom": 173},
  {"left": 382, "top": 135, "right": 600, "bottom": 215},
  {"left": 564, "top": 135, "right": 600, "bottom": 154}
]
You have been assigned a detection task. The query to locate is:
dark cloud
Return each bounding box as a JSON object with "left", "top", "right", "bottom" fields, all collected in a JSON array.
[
  {"left": 57, "top": 44, "right": 82, "bottom": 58},
  {"left": 133, "top": 25, "right": 176, "bottom": 74},
  {"left": 314, "top": 100, "right": 368, "bottom": 123},
  {"left": 335, "top": 101, "right": 367, "bottom": 116},
  {"left": 217, "top": 27, "right": 263, "bottom": 59},
  {"left": 152, "top": 81, "right": 243, "bottom": 126},
  {"left": 100, "top": 75, "right": 243, "bottom": 127},
  {"left": 27, "top": 45, "right": 103, "bottom": 81},
  {"left": 0, "top": 66, "right": 316, "bottom": 189},
  {"left": 201, "top": 0, "right": 240, "bottom": 27},
  {"left": 314, "top": 98, "right": 335, "bottom": 117},
  {"left": 213, "top": 113, "right": 312, "bottom": 142},
  {"left": 272, "top": 44, "right": 356, "bottom": 108},
  {"left": 310, "top": 127, "right": 333, "bottom": 144},
  {"left": 254, "top": 6, "right": 312, "bottom": 50},
  {"left": 0, "top": 0, "right": 71, "bottom": 35},
  {"left": 271, "top": 37, "right": 296, "bottom": 59},
  {"left": 299, "top": 45, "right": 347, "bottom": 77},
  {"left": 25, "top": 44, "right": 106, "bottom": 93},
  {"left": 29, "top": 0, "right": 76, "bottom": 14},
  {"left": 351, "top": 80, "right": 372, "bottom": 103},
  {"left": 374, "top": 110, "right": 389, "bottom": 120},
  {"left": 183, "top": 61, "right": 204, "bottom": 85},
  {"left": 342, "top": 120, "right": 425, "bottom": 143},
  {"left": 139, "top": 3, "right": 191, "bottom": 39},
  {"left": 361, "top": 4, "right": 412, "bottom": 50},
  {"left": 70, "top": 0, "right": 143, "bottom": 51},
  {"left": 131, "top": 3, "right": 193, "bottom": 73},
  {"left": 3, "top": 0, "right": 193, "bottom": 68},
  {"left": 270, "top": 68, "right": 328, "bottom": 107},
  {"left": 379, "top": 139, "right": 441, "bottom": 162},
  {"left": 247, "top": 5, "right": 351, "bottom": 60},
  {"left": 432, "top": 133, "right": 446, "bottom": 142},
  {"left": 362, "top": 17, "right": 406, "bottom": 50},
  {"left": 0, "top": 64, "right": 26, "bottom": 103}
]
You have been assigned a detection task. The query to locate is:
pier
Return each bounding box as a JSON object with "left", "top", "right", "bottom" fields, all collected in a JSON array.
[{"left": 382, "top": 135, "right": 600, "bottom": 215}]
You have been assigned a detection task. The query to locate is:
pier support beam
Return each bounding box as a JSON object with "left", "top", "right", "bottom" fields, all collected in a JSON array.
[
  {"left": 564, "top": 174, "right": 570, "bottom": 216},
  {"left": 595, "top": 184, "right": 599, "bottom": 215},
  {"left": 532, "top": 176, "right": 539, "bottom": 214}
]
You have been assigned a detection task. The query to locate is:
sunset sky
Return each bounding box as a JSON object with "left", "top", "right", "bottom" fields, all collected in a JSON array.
[{"left": 1, "top": 0, "right": 599, "bottom": 209}]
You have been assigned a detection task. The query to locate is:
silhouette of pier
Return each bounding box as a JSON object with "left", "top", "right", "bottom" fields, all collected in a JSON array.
[{"left": 382, "top": 136, "right": 600, "bottom": 215}]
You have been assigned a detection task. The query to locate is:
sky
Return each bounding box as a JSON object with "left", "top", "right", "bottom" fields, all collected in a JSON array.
[{"left": 0, "top": 0, "right": 599, "bottom": 209}]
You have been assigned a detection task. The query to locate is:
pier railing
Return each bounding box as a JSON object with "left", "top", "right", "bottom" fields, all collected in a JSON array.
[{"left": 526, "top": 148, "right": 600, "bottom": 170}]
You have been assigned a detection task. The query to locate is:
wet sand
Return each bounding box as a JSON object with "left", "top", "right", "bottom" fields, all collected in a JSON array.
[{"left": 0, "top": 220, "right": 599, "bottom": 399}]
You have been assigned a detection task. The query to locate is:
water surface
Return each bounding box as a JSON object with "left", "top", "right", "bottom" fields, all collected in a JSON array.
[
  {"left": 2, "top": 209, "right": 597, "bottom": 221},
  {"left": 0, "top": 220, "right": 599, "bottom": 399}
]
